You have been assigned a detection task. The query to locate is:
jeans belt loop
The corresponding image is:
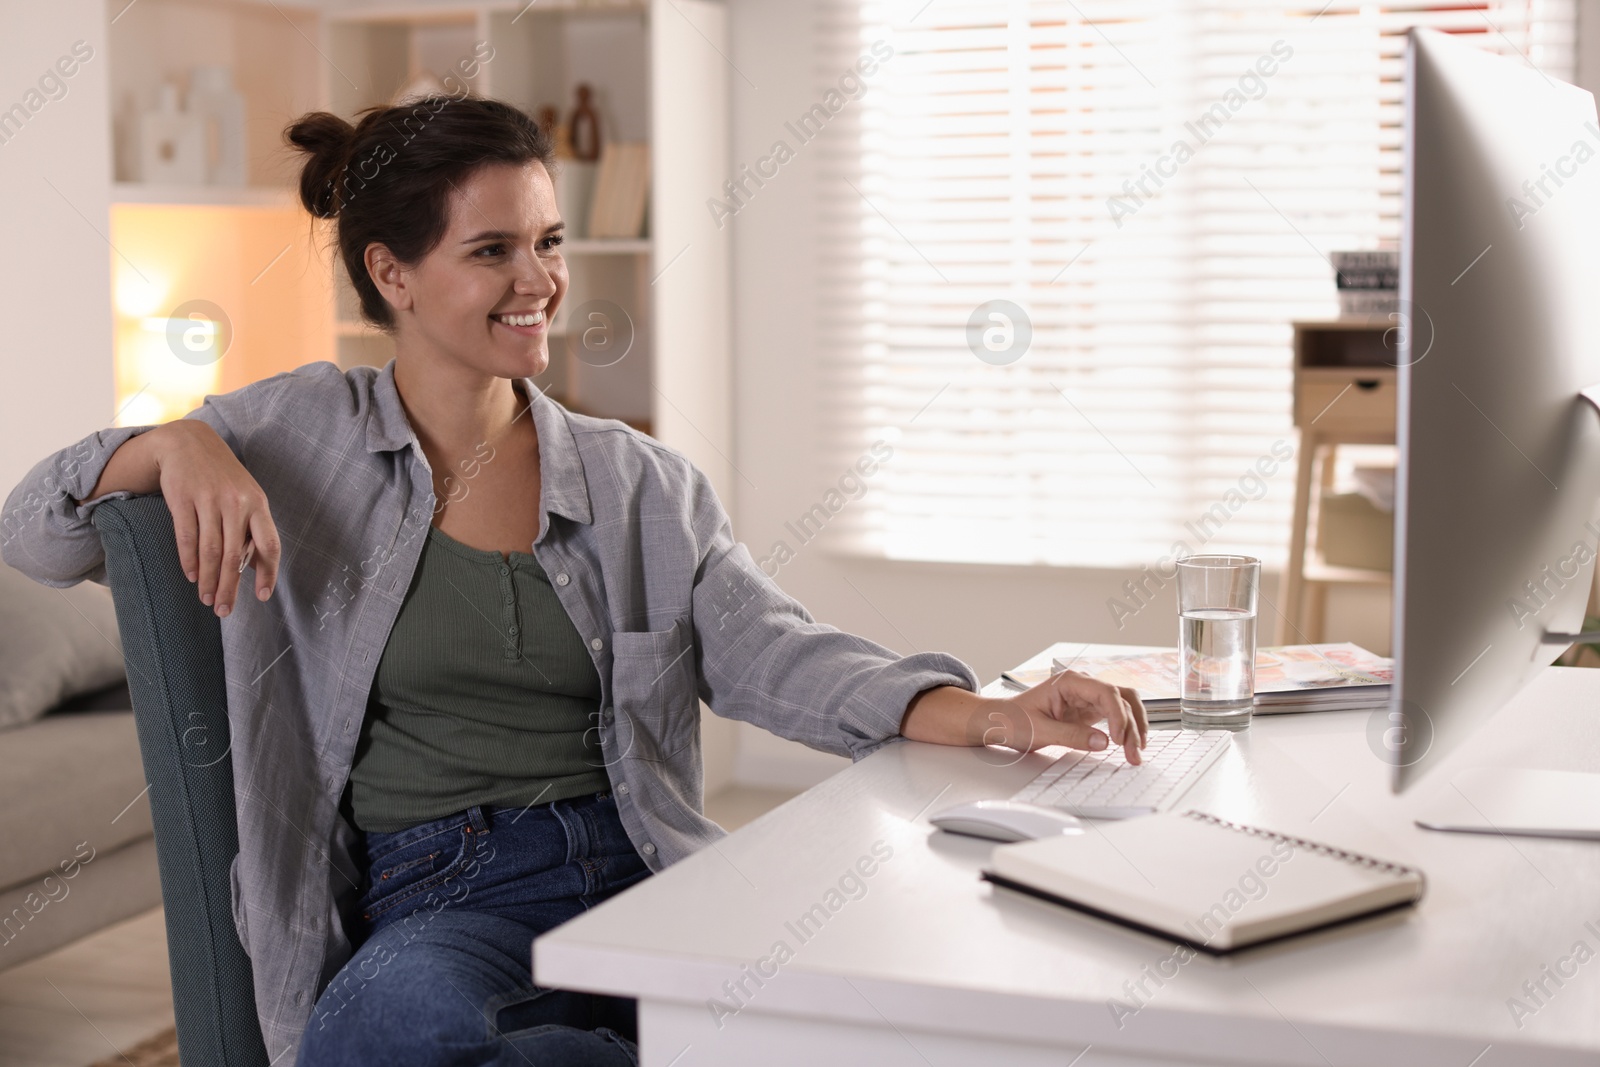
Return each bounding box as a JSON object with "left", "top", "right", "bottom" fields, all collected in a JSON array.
[{"left": 466, "top": 803, "right": 491, "bottom": 836}]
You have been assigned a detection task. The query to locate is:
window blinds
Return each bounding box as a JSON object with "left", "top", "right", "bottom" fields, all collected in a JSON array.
[{"left": 814, "top": 0, "right": 1575, "bottom": 569}]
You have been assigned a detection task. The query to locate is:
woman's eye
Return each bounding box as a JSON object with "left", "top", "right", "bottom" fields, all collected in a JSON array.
[{"left": 476, "top": 236, "right": 562, "bottom": 257}]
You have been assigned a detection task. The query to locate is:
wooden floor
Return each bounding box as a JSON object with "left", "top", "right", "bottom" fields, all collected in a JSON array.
[
  {"left": 0, "top": 784, "right": 799, "bottom": 1067},
  {"left": 0, "top": 906, "right": 174, "bottom": 1067}
]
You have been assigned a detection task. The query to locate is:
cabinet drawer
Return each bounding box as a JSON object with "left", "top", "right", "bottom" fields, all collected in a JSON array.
[{"left": 1294, "top": 370, "right": 1396, "bottom": 430}]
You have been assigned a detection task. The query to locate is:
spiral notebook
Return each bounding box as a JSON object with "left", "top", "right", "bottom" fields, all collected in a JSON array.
[{"left": 981, "top": 810, "right": 1426, "bottom": 953}]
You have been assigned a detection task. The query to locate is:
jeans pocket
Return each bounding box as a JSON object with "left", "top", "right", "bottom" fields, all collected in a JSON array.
[
  {"left": 584, "top": 796, "right": 653, "bottom": 896},
  {"left": 610, "top": 618, "right": 699, "bottom": 764},
  {"left": 596, "top": 848, "right": 653, "bottom": 900},
  {"left": 357, "top": 826, "right": 477, "bottom": 924}
]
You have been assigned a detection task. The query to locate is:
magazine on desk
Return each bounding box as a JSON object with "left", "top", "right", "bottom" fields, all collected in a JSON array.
[{"left": 999, "top": 642, "right": 1392, "bottom": 719}]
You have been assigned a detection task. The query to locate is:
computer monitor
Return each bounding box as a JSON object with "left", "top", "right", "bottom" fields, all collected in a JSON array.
[{"left": 1391, "top": 27, "right": 1600, "bottom": 821}]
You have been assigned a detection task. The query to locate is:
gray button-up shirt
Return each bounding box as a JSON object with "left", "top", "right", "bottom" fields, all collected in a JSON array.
[{"left": 0, "top": 359, "right": 978, "bottom": 1063}]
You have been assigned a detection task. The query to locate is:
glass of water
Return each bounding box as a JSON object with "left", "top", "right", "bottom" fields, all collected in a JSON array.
[{"left": 1177, "top": 554, "right": 1260, "bottom": 729}]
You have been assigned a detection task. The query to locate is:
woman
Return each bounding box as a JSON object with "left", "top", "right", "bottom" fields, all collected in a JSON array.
[{"left": 0, "top": 96, "right": 1145, "bottom": 1067}]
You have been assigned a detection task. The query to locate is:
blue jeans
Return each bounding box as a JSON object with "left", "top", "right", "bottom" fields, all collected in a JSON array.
[{"left": 296, "top": 790, "right": 652, "bottom": 1067}]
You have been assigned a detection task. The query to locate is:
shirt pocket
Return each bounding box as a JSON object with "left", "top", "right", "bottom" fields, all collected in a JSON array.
[{"left": 610, "top": 617, "right": 699, "bottom": 764}]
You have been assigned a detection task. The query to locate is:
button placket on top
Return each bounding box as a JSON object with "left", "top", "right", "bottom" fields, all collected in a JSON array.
[{"left": 497, "top": 558, "right": 520, "bottom": 660}]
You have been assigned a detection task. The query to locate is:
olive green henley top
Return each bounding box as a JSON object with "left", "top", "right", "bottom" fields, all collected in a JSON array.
[{"left": 341, "top": 524, "right": 610, "bottom": 832}]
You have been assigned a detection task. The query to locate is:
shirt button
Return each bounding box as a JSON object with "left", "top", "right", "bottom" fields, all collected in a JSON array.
[
  {"left": 294, "top": 990, "right": 305, "bottom": 1005},
  {"left": 498, "top": 564, "right": 509, "bottom": 576},
  {"left": 343, "top": 719, "right": 351, "bottom": 732},
  {"left": 556, "top": 572, "right": 570, "bottom": 586},
  {"left": 508, "top": 624, "right": 519, "bottom": 635},
  {"left": 641, "top": 841, "right": 656, "bottom": 855},
  {"left": 590, "top": 637, "right": 604, "bottom": 651},
  {"left": 617, "top": 782, "right": 629, "bottom": 795},
  {"left": 602, "top": 707, "right": 614, "bottom": 724}
]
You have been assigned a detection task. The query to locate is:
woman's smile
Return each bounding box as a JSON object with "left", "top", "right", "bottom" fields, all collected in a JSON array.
[{"left": 490, "top": 308, "right": 548, "bottom": 336}]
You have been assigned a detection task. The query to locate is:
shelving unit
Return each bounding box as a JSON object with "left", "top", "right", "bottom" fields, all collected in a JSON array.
[
  {"left": 105, "top": 0, "right": 329, "bottom": 417},
  {"left": 109, "top": 182, "right": 299, "bottom": 207},
  {"left": 103, "top": 0, "right": 733, "bottom": 501},
  {"left": 1277, "top": 319, "right": 1397, "bottom": 645}
]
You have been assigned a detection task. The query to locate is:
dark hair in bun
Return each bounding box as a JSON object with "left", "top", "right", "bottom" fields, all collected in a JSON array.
[{"left": 284, "top": 95, "right": 556, "bottom": 333}]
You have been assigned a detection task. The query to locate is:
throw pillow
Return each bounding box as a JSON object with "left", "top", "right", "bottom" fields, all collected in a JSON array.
[{"left": 0, "top": 559, "right": 126, "bottom": 730}]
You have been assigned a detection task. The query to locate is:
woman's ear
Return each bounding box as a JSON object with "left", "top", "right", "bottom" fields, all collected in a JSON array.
[{"left": 365, "top": 242, "right": 413, "bottom": 314}]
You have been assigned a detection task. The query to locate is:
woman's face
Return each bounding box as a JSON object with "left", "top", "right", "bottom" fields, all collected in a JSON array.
[{"left": 377, "top": 160, "right": 568, "bottom": 380}]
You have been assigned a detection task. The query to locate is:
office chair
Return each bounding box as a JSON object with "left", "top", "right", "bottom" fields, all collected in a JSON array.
[{"left": 92, "top": 496, "right": 270, "bottom": 1067}]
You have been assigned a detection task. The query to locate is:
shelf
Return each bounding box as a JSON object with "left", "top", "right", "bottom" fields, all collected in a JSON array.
[
  {"left": 112, "top": 183, "right": 297, "bottom": 208},
  {"left": 324, "top": 7, "right": 479, "bottom": 26},
  {"left": 556, "top": 395, "right": 652, "bottom": 436},
  {"left": 1292, "top": 316, "right": 1395, "bottom": 330},
  {"left": 326, "top": 1, "right": 648, "bottom": 22},
  {"left": 563, "top": 238, "right": 651, "bottom": 255},
  {"left": 1303, "top": 554, "right": 1393, "bottom": 585}
]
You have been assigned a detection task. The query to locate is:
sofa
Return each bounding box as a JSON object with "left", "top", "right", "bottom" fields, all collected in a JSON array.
[{"left": 0, "top": 559, "right": 161, "bottom": 972}]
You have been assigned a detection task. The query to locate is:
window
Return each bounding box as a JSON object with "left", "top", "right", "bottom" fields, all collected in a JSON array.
[{"left": 816, "top": 0, "right": 1575, "bottom": 568}]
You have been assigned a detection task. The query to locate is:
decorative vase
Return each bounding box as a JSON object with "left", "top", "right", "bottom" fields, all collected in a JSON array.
[
  {"left": 188, "top": 66, "right": 247, "bottom": 186},
  {"left": 557, "top": 161, "right": 597, "bottom": 239},
  {"left": 136, "top": 82, "right": 206, "bottom": 185}
]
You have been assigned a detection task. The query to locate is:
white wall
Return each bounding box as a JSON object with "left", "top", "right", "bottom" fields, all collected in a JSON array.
[
  {"left": 724, "top": 0, "right": 1390, "bottom": 789},
  {"left": 0, "top": 1, "right": 113, "bottom": 496}
]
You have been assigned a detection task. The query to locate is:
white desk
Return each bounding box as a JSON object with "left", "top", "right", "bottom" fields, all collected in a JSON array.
[{"left": 534, "top": 666, "right": 1600, "bottom": 1066}]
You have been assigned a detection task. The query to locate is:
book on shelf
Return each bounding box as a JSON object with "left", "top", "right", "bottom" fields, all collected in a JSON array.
[
  {"left": 998, "top": 641, "right": 1391, "bottom": 719},
  {"left": 586, "top": 141, "right": 650, "bottom": 239},
  {"left": 1330, "top": 249, "right": 1398, "bottom": 317}
]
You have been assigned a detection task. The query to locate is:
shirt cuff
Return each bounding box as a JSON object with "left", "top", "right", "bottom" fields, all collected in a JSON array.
[
  {"left": 840, "top": 650, "right": 981, "bottom": 760},
  {"left": 63, "top": 425, "right": 160, "bottom": 522}
]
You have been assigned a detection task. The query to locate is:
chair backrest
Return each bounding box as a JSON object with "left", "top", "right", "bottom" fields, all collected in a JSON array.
[{"left": 92, "top": 496, "right": 269, "bottom": 1067}]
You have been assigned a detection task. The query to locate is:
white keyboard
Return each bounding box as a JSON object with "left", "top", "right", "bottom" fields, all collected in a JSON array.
[{"left": 1009, "top": 727, "right": 1230, "bottom": 818}]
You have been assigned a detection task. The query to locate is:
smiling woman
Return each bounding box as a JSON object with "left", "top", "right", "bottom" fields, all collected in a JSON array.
[
  {"left": 279, "top": 98, "right": 648, "bottom": 1066},
  {"left": 2, "top": 93, "right": 1140, "bottom": 1067},
  {"left": 289, "top": 97, "right": 562, "bottom": 345},
  {"left": 265, "top": 95, "right": 1137, "bottom": 1067},
  {"left": 287, "top": 98, "right": 565, "bottom": 561}
]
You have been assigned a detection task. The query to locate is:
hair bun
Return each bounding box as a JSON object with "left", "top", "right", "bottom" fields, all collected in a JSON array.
[{"left": 285, "top": 111, "right": 357, "bottom": 219}]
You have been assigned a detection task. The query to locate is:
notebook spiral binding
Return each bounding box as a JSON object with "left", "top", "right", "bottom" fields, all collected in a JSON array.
[{"left": 1181, "top": 810, "right": 1425, "bottom": 885}]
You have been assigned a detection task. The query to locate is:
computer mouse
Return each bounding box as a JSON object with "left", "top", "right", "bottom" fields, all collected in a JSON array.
[{"left": 929, "top": 799, "right": 1085, "bottom": 842}]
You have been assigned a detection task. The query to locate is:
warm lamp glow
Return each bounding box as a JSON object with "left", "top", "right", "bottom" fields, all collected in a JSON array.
[
  {"left": 117, "top": 391, "right": 166, "bottom": 428},
  {"left": 109, "top": 201, "right": 337, "bottom": 426},
  {"left": 114, "top": 269, "right": 169, "bottom": 319},
  {"left": 115, "top": 326, "right": 222, "bottom": 426}
]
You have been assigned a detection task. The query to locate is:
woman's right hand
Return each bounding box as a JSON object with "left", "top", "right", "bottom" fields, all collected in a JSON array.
[{"left": 152, "top": 420, "right": 281, "bottom": 617}]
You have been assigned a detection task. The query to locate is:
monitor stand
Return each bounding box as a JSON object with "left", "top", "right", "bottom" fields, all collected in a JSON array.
[
  {"left": 1415, "top": 767, "right": 1600, "bottom": 840},
  {"left": 1421, "top": 558, "right": 1600, "bottom": 839}
]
